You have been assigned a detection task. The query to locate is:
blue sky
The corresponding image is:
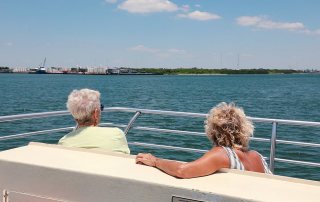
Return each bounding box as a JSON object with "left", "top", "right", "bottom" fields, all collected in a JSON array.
[{"left": 1, "top": 0, "right": 319, "bottom": 69}]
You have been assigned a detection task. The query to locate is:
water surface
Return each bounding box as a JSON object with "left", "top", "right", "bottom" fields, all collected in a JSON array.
[{"left": 0, "top": 73, "right": 319, "bottom": 180}]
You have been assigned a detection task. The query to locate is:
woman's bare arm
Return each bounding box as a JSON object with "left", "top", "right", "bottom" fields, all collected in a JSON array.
[{"left": 135, "top": 147, "right": 228, "bottom": 179}]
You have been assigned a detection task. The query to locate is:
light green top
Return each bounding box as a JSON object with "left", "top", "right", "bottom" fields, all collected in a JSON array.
[{"left": 58, "top": 126, "right": 130, "bottom": 154}]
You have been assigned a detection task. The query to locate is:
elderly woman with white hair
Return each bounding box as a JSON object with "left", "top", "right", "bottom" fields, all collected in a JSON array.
[
  {"left": 136, "top": 102, "right": 271, "bottom": 178},
  {"left": 58, "top": 88, "right": 130, "bottom": 154}
]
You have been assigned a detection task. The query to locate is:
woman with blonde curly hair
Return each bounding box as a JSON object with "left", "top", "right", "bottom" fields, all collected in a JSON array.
[{"left": 136, "top": 102, "right": 271, "bottom": 178}]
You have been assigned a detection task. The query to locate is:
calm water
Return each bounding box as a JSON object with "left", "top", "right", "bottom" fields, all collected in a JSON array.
[{"left": 0, "top": 73, "right": 319, "bottom": 181}]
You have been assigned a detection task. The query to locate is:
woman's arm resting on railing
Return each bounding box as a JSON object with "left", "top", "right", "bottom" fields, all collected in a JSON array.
[{"left": 135, "top": 147, "right": 228, "bottom": 179}]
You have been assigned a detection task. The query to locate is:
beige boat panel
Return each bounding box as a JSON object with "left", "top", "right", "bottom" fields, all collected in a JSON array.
[{"left": 0, "top": 142, "right": 319, "bottom": 202}]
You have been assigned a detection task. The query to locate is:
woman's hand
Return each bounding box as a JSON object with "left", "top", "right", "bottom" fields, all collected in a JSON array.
[{"left": 136, "top": 153, "right": 157, "bottom": 167}]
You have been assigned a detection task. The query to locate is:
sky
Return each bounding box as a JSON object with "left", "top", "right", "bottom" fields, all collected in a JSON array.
[{"left": 1, "top": 0, "right": 320, "bottom": 69}]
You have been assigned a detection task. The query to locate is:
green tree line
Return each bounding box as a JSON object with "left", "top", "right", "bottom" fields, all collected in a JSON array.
[{"left": 137, "top": 68, "right": 303, "bottom": 75}]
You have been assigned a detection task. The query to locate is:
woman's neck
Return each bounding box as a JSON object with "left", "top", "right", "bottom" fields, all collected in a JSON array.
[
  {"left": 78, "top": 124, "right": 93, "bottom": 128},
  {"left": 77, "top": 122, "right": 97, "bottom": 128}
]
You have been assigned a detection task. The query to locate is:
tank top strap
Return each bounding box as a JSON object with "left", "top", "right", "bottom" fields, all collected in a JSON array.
[
  {"left": 256, "top": 152, "right": 273, "bottom": 174},
  {"left": 222, "top": 146, "right": 245, "bottom": 170}
]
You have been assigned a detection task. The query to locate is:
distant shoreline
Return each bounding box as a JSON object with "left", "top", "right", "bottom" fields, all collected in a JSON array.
[
  {"left": 176, "top": 73, "right": 228, "bottom": 75},
  {"left": 1, "top": 66, "right": 319, "bottom": 75},
  {"left": 1, "top": 72, "right": 320, "bottom": 76}
]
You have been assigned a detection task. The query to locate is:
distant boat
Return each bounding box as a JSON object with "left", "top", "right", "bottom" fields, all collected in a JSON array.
[
  {"left": 29, "top": 58, "right": 47, "bottom": 74},
  {"left": 0, "top": 67, "right": 13, "bottom": 73}
]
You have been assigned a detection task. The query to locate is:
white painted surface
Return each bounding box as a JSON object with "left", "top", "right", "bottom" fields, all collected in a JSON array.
[{"left": 0, "top": 143, "right": 319, "bottom": 202}]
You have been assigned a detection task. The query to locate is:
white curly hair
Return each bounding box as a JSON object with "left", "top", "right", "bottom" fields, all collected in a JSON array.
[
  {"left": 67, "top": 89, "right": 101, "bottom": 124},
  {"left": 205, "top": 102, "right": 254, "bottom": 151}
]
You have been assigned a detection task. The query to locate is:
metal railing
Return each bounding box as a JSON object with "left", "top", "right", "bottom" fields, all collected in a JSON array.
[{"left": 1, "top": 107, "right": 320, "bottom": 173}]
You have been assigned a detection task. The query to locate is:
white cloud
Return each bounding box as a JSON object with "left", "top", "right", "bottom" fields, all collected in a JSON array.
[
  {"left": 177, "top": 10, "right": 221, "bottom": 21},
  {"left": 236, "top": 16, "right": 261, "bottom": 26},
  {"left": 236, "top": 16, "right": 304, "bottom": 31},
  {"left": 105, "top": 0, "right": 118, "bottom": 3},
  {"left": 302, "top": 29, "right": 320, "bottom": 36},
  {"left": 236, "top": 16, "right": 320, "bottom": 36},
  {"left": 118, "top": 0, "right": 178, "bottom": 14}
]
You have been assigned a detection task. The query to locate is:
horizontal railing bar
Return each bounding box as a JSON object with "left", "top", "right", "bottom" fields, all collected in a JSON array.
[
  {"left": 0, "top": 110, "right": 70, "bottom": 123},
  {"left": 106, "top": 108, "right": 320, "bottom": 126},
  {"left": 1, "top": 107, "right": 320, "bottom": 127},
  {"left": 275, "top": 158, "right": 320, "bottom": 168},
  {"left": 0, "top": 127, "right": 74, "bottom": 141},
  {"left": 128, "top": 142, "right": 208, "bottom": 153},
  {"left": 106, "top": 107, "right": 320, "bottom": 126},
  {"left": 276, "top": 139, "right": 320, "bottom": 148},
  {"left": 248, "top": 117, "right": 320, "bottom": 127},
  {"left": 0, "top": 123, "right": 119, "bottom": 142},
  {"left": 102, "top": 123, "right": 271, "bottom": 142},
  {"left": 0, "top": 122, "right": 124, "bottom": 142},
  {"left": 102, "top": 123, "right": 205, "bottom": 136},
  {"left": 132, "top": 126, "right": 205, "bottom": 136},
  {"left": 105, "top": 107, "right": 206, "bottom": 118},
  {"left": 99, "top": 123, "right": 127, "bottom": 128},
  {"left": 251, "top": 137, "right": 270, "bottom": 143}
]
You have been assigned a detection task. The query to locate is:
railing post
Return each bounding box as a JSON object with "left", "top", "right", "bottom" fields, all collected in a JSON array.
[
  {"left": 124, "top": 111, "right": 141, "bottom": 136},
  {"left": 269, "top": 122, "right": 278, "bottom": 173},
  {"left": 3, "top": 190, "right": 8, "bottom": 202}
]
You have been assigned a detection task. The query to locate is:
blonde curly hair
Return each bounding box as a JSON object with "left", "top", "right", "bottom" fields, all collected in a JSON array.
[{"left": 205, "top": 102, "right": 254, "bottom": 151}]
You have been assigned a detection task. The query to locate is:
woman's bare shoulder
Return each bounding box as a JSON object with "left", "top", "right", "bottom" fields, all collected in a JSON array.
[
  {"left": 209, "top": 146, "right": 226, "bottom": 153},
  {"left": 206, "top": 146, "right": 228, "bottom": 160},
  {"left": 247, "top": 150, "right": 263, "bottom": 158}
]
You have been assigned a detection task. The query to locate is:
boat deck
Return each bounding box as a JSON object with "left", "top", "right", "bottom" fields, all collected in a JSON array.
[{"left": 0, "top": 142, "right": 319, "bottom": 202}]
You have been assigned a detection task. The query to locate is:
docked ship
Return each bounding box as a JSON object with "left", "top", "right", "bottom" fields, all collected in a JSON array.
[
  {"left": 0, "top": 107, "right": 319, "bottom": 201},
  {"left": 29, "top": 58, "right": 47, "bottom": 74}
]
